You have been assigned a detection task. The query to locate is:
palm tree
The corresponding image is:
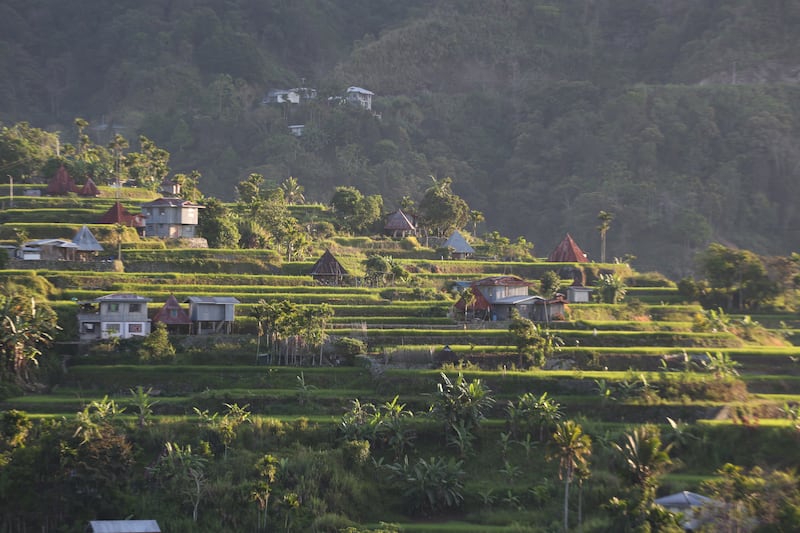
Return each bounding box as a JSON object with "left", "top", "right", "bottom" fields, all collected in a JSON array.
[
  {"left": 548, "top": 420, "right": 592, "bottom": 533},
  {"left": 107, "top": 133, "right": 129, "bottom": 194},
  {"left": 612, "top": 425, "right": 672, "bottom": 517},
  {"left": 597, "top": 210, "right": 614, "bottom": 263},
  {"left": 469, "top": 210, "right": 485, "bottom": 236},
  {"left": 280, "top": 176, "right": 305, "bottom": 205}
]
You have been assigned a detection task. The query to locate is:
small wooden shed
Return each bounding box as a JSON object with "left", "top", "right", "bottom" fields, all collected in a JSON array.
[
  {"left": 185, "top": 296, "right": 239, "bottom": 334},
  {"left": 309, "top": 249, "right": 349, "bottom": 286}
]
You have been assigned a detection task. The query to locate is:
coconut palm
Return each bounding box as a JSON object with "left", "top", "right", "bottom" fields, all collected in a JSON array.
[
  {"left": 548, "top": 420, "right": 592, "bottom": 533},
  {"left": 280, "top": 176, "right": 305, "bottom": 205},
  {"left": 597, "top": 210, "right": 614, "bottom": 263}
]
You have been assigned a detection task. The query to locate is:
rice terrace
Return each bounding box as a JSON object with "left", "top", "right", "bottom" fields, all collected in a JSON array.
[{"left": 1, "top": 172, "right": 800, "bottom": 533}]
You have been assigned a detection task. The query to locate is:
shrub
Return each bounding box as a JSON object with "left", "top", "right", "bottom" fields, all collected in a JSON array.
[{"left": 333, "top": 337, "right": 367, "bottom": 364}]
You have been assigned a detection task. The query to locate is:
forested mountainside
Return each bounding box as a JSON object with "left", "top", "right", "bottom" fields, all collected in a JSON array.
[{"left": 2, "top": 0, "right": 800, "bottom": 276}]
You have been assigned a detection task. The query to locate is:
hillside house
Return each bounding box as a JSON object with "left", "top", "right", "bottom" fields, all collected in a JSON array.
[
  {"left": 384, "top": 209, "right": 417, "bottom": 237},
  {"left": 77, "top": 177, "right": 100, "bottom": 197},
  {"left": 346, "top": 86, "right": 374, "bottom": 110},
  {"left": 152, "top": 294, "right": 192, "bottom": 334},
  {"left": 140, "top": 197, "right": 204, "bottom": 238},
  {"left": 185, "top": 296, "right": 239, "bottom": 334},
  {"left": 77, "top": 293, "right": 151, "bottom": 341},
  {"left": 442, "top": 230, "right": 475, "bottom": 259},
  {"left": 548, "top": 233, "right": 588, "bottom": 263},
  {"left": 45, "top": 165, "right": 77, "bottom": 195},
  {"left": 72, "top": 225, "right": 105, "bottom": 261},
  {"left": 17, "top": 238, "right": 77, "bottom": 261},
  {"left": 262, "top": 87, "right": 317, "bottom": 105},
  {"left": 309, "top": 249, "right": 349, "bottom": 286},
  {"left": 455, "top": 275, "right": 566, "bottom": 322}
]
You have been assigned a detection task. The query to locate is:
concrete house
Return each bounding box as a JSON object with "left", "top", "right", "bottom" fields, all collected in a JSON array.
[
  {"left": 346, "top": 86, "right": 374, "bottom": 110},
  {"left": 185, "top": 296, "right": 240, "bottom": 334},
  {"left": 77, "top": 293, "right": 152, "bottom": 341},
  {"left": 140, "top": 197, "right": 204, "bottom": 238}
]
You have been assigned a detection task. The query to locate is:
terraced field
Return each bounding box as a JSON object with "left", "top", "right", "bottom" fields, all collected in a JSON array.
[{"left": 3, "top": 192, "right": 800, "bottom": 532}]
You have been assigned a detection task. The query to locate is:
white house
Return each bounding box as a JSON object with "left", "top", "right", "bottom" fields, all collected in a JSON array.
[
  {"left": 346, "top": 86, "right": 374, "bottom": 110},
  {"left": 77, "top": 293, "right": 152, "bottom": 341}
]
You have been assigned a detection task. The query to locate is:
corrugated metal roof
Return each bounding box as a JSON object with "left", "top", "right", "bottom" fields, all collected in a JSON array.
[
  {"left": 185, "top": 296, "right": 241, "bottom": 304},
  {"left": 89, "top": 520, "right": 161, "bottom": 533},
  {"left": 443, "top": 230, "right": 475, "bottom": 254}
]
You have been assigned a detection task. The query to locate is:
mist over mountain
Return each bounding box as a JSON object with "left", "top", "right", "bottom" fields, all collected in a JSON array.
[{"left": 2, "top": 0, "right": 800, "bottom": 276}]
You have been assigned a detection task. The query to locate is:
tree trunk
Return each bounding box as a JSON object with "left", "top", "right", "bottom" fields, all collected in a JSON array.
[{"left": 563, "top": 467, "right": 571, "bottom": 533}]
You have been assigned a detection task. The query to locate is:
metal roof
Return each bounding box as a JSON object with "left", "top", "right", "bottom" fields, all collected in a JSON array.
[
  {"left": 185, "top": 296, "right": 241, "bottom": 304},
  {"left": 89, "top": 520, "right": 161, "bottom": 533}
]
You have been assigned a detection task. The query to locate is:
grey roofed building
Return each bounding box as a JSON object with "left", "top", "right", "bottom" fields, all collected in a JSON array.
[
  {"left": 185, "top": 296, "right": 240, "bottom": 335},
  {"left": 443, "top": 230, "right": 475, "bottom": 259},
  {"left": 73, "top": 225, "right": 105, "bottom": 252},
  {"left": 88, "top": 520, "right": 161, "bottom": 533}
]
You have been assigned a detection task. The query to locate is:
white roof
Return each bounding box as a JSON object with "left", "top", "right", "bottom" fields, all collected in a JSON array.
[
  {"left": 23, "top": 238, "right": 77, "bottom": 248},
  {"left": 94, "top": 293, "right": 152, "bottom": 303},
  {"left": 186, "top": 296, "right": 241, "bottom": 305},
  {"left": 89, "top": 520, "right": 161, "bottom": 533},
  {"left": 347, "top": 86, "right": 374, "bottom": 95}
]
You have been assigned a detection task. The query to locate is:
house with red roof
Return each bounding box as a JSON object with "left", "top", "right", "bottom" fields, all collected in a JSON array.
[
  {"left": 45, "top": 165, "right": 78, "bottom": 195},
  {"left": 98, "top": 201, "right": 147, "bottom": 233}
]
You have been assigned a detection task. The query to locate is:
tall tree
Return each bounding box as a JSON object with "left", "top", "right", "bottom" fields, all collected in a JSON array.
[
  {"left": 548, "top": 420, "right": 592, "bottom": 533},
  {"left": 597, "top": 210, "right": 614, "bottom": 263}
]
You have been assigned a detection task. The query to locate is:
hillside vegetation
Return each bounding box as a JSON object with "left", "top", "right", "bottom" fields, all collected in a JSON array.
[{"left": 1, "top": 1, "right": 800, "bottom": 275}]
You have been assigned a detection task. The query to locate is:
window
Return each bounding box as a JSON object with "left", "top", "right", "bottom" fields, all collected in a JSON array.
[
  {"left": 159, "top": 209, "right": 166, "bottom": 216},
  {"left": 170, "top": 309, "right": 178, "bottom": 318},
  {"left": 108, "top": 303, "right": 120, "bottom": 312},
  {"left": 129, "top": 303, "right": 141, "bottom": 313},
  {"left": 128, "top": 323, "right": 143, "bottom": 334},
  {"left": 106, "top": 323, "right": 120, "bottom": 333},
  {"left": 83, "top": 323, "right": 94, "bottom": 332}
]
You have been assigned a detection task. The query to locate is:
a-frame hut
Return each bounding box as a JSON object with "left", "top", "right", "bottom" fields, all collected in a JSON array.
[
  {"left": 384, "top": 209, "right": 416, "bottom": 237},
  {"left": 443, "top": 230, "right": 475, "bottom": 259},
  {"left": 309, "top": 249, "right": 349, "bottom": 286},
  {"left": 72, "top": 225, "right": 104, "bottom": 261},
  {"left": 98, "top": 201, "right": 147, "bottom": 234},
  {"left": 45, "top": 165, "right": 78, "bottom": 195},
  {"left": 548, "top": 233, "right": 588, "bottom": 263},
  {"left": 152, "top": 294, "right": 192, "bottom": 334},
  {"left": 77, "top": 177, "right": 100, "bottom": 197}
]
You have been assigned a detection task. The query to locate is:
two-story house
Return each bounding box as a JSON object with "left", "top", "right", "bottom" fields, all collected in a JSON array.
[
  {"left": 346, "top": 86, "right": 374, "bottom": 110},
  {"left": 77, "top": 293, "right": 152, "bottom": 341},
  {"left": 140, "top": 197, "right": 204, "bottom": 238}
]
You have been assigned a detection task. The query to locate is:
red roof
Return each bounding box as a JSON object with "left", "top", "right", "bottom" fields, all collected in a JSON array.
[
  {"left": 548, "top": 233, "right": 588, "bottom": 263},
  {"left": 78, "top": 177, "right": 100, "bottom": 197},
  {"left": 98, "top": 202, "right": 146, "bottom": 228},
  {"left": 152, "top": 295, "right": 192, "bottom": 325},
  {"left": 46, "top": 165, "right": 78, "bottom": 195}
]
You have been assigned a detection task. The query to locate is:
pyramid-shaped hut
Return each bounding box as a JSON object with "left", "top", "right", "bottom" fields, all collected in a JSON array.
[
  {"left": 152, "top": 294, "right": 192, "bottom": 334},
  {"left": 45, "top": 165, "right": 78, "bottom": 195},
  {"left": 443, "top": 229, "right": 475, "bottom": 259},
  {"left": 72, "top": 225, "right": 104, "bottom": 261},
  {"left": 77, "top": 177, "right": 100, "bottom": 197},
  {"left": 98, "top": 201, "right": 147, "bottom": 234},
  {"left": 548, "top": 233, "right": 588, "bottom": 263},
  {"left": 309, "top": 249, "right": 349, "bottom": 286},
  {"left": 383, "top": 209, "right": 416, "bottom": 237}
]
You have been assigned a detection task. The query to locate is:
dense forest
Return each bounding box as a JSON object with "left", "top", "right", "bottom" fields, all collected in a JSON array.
[{"left": 2, "top": 0, "right": 800, "bottom": 276}]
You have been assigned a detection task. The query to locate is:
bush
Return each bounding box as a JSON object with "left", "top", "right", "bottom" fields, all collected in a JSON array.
[{"left": 333, "top": 337, "right": 367, "bottom": 364}]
